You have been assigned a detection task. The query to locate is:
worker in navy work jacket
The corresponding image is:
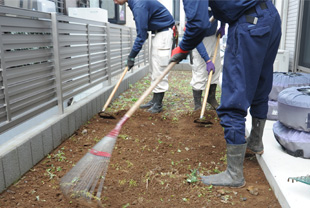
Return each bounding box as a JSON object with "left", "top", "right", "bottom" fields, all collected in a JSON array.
[
  {"left": 113, "top": 0, "right": 175, "bottom": 113},
  {"left": 170, "top": 0, "right": 281, "bottom": 188}
]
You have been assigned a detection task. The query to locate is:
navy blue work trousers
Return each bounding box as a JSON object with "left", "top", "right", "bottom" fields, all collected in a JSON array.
[{"left": 217, "top": 1, "right": 282, "bottom": 144}]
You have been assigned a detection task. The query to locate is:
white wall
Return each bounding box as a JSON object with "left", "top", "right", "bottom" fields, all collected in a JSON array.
[
  {"left": 124, "top": 3, "right": 135, "bottom": 28},
  {"left": 285, "top": 0, "right": 300, "bottom": 71},
  {"left": 158, "top": 0, "right": 173, "bottom": 15}
]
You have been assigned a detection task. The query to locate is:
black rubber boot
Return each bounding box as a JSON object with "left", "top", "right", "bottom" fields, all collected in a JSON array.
[
  {"left": 207, "top": 84, "right": 219, "bottom": 109},
  {"left": 246, "top": 118, "right": 266, "bottom": 155},
  {"left": 148, "top": 92, "right": 164, "bottom": 113},
  {"left": 193, "top": 89, "right": 202, "bottom": 110},
  {"left": 201, "top": 143, "right": 247, "bottom": 188},
  {"left": 140, "top": 93, "right": 155, "bottom": 109}
]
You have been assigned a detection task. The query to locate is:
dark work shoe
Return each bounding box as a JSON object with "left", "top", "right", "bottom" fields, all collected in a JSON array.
[
  {"left": 193, "top": 89, "right": 202, "bottom": 111},
  {"left": 147, "top": 92, "right": 164, "bottom": 113},
  {"left": 140, "top": 93, "right": 155, "bottom": 109},
  {"left": 140, "top": 100, "right": 154, "bottom": 109},
  {"left": 201, "top": 143, "right": 247, "bottom": 188},
  {"left": 246, "top": 118, "right": 266, "bottom": 155},
  {"left": 148, "top": 103, "right": 163, "bottom": 113},
  {"left": 207, "top": 84, "right": 219, "bottom": 110}
]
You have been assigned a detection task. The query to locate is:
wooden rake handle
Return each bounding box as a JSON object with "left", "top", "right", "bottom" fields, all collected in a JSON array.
[
  {"left": 102, "top": 66, "right": 128, "bottom": 112},
  {"left": 125, "top": 62, "right": 176, "bottom": 118},
  {"left": 200, "top": 35, "right": 221, "bottom": 119}
]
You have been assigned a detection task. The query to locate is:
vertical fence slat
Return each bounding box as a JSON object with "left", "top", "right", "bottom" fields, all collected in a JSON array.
[
  {"left": 120, "top": 27, "right": 123, "bottom": 71},
  {"left": 107, "top": 23, "right": 111, "bottom": 86},
  {"left": 148, "top": 31, "right": 152, "bottom": 72},
  {"left": 86, "top": 24, "right": 91, "bottom": 84},
  {"left": 130, "top": 28, "right": 133, "bottom": 73},
  {"left": 143, "top": 39, "right": 146, "bottom": 65}
]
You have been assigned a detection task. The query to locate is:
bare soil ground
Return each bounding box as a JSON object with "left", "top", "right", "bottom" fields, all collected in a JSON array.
[{"left": 0, "top": 71, "right": 280, "bottom": 208}]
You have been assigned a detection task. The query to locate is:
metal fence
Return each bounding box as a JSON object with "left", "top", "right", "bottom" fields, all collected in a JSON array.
[{"left": 0, "top": 6, "right": 148, "bottom": 133}]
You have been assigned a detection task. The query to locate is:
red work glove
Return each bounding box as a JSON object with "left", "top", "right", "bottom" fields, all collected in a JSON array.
[
  {"left": 169, "top": 46, "right": 189, "bottom": 64},
  {"left": 206, "top": 60, "right": 215, "bottom": 74}
]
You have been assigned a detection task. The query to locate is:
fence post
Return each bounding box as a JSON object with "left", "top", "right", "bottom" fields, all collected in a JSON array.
[
  {"left": 0, "top": 25, "right": 11, "bottom": 122},
  {"left": 51, "top": 12, "right": 64, "bottom": 114},
  {"left": 148, "top": 31, "right": 152, "bottom": 72},
  {"left": 106, "top": 23, "right": 111, "bottom": 86},
  {"left": 144, "top": 38, "right": 146, "bottom": 65},
  {"left": 120, "top": 27, "right": 123, "bottom": 71}
]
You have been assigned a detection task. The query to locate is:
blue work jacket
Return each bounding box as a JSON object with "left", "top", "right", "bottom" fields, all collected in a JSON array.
[
  {"left": 209, "top": 0, "right": 260, "bottom": 24},
  {"left": 196, "top": 10, "right": 218, "bottom": 62},
  {"left": 128, "top": 0, "right": 175, "bottom": 58},
  {"left": 179, "top": 0, "right": 260, "bottom": 51},
  {"left": 179, "top": 0, "right": 210, "bottom": 52}
]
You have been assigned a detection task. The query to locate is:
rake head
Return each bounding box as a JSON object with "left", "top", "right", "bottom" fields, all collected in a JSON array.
[
  {"left": 194, "top": 118, "right": 213, "bottom": 125},
  {"left": 288, "top": 175, "right": 310, "bottom": 186},
  {"left": 60, "top": 131, "right": 118, "bottom": 207},
  {"left": 98, "top": 111, "right": 116, "bottom": 119}
]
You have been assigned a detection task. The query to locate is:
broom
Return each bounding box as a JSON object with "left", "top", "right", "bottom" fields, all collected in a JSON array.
[{"left": 60, "top": 62, "right": 176, "bottom": 207}]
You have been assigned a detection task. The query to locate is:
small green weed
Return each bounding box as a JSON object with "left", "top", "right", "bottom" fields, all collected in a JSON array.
[
  {"left": 129, "top": 179, "right": 137, "bottom": 187},
  {"left": 118, "top": 134, "right": 129, "bottom": 140},
  {"left": 126, "top": 160, "right": 133, "bottom": 168},
  {"left": 122, "top": 203, "right": 130, "bottom": 208},
  {"left": 119, "top": 179, "right": 126, "bottom": 186},
  {"left": 54, "top": 150, "right": 66, "bottom": 162},
  {"left": 186, "top": 168, "right": 199, "bottom": 183},
  {"left": 213, "top": 167, "right": 221, "bottom": 174}
]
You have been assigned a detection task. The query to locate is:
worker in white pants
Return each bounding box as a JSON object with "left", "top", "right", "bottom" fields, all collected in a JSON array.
[
  {"left": 141, "top": 29, "right": 173, "bottom": 112},
  {"left": 191, "top": 33, "right": 222, "bottom": 110},
  {"left": 113, "top": 0, "right": 175, "bottom": 114},
  {"left": 190, "top": 10, "right": 224, "bottom": 110}
]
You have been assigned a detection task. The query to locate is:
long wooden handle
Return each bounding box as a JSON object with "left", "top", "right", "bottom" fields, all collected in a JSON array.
[
  {"left": 125, "top": 62, "right": 176, "bottom": 118},
  {"left": 102, "top": 66, "right": 128, "bottom": 112},
  {"left": 200, "top": 35, "right": 220, "bottom": 119}
]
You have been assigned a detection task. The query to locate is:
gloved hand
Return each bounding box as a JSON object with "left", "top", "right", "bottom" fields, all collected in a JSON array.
[
  {"left": 126, "top": 56, "right": 135, "bottom": 70},
  {"left": 169, "top": 46, "right": 189, "bottom": 64},
  {"left": 216, "top": 22, "right": 226, "bottom": 38},
  {"left": 206, "top": 60, "right": 215, "bottom": 74}
]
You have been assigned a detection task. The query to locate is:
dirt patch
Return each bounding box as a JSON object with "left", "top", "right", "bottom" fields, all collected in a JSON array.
[{"left": 0, "top": 71, "right": 280, "bottom": 207}]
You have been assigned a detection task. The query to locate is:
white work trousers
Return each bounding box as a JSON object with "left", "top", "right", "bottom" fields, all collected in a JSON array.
[
  {"left": 150, "top": 29, "right": 173, "bottom": 93},
  {"left": 190, "top": 34, "right": 222, "bottom": 91}
]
